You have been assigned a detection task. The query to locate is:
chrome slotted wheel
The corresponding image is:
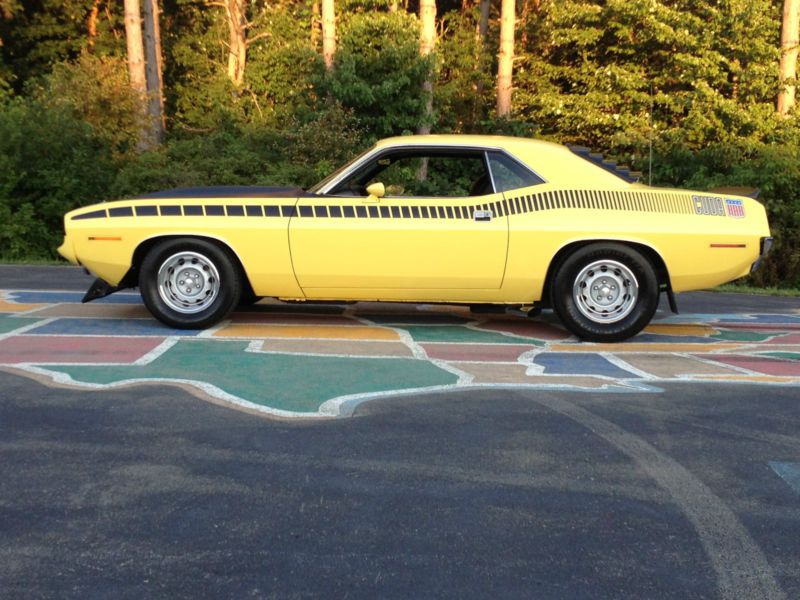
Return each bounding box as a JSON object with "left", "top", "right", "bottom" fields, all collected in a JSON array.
[
  {"left": 572, "top": 259, "right": 639, "bottom": 324},
  {"left": 156, "top": 251, "right": 221, "bottom": 314}
]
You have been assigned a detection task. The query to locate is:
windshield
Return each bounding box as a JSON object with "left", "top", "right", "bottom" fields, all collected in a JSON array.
[{"left": 307, "top": 146, "right": 376, "bottom": 194}]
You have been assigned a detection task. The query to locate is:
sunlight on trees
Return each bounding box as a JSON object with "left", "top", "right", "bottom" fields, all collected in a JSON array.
[{"left": 0, "top": 0, "right": 798, "bottom": 286}]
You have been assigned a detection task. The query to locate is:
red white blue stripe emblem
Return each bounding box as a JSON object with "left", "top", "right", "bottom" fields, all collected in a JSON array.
[{"left": 725, "top": 199, "right": 745, "bottom": 218}]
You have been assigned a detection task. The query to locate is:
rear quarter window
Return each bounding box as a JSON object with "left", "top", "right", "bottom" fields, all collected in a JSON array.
[{"left": 487, "top": 152, "right": 544, "bottom": 192}]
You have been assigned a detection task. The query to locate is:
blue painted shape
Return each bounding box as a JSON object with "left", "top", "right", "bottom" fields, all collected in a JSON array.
[
  {"left": 532, "top": 352, "right": 641, "bottom": 378},
  {"left": 718, "top": 314, "right": 800, "bottom": 325},
  {"left": 8, "top": 291, "right": 142, "bottom": 305},
  {"left": 769, "top": 462, "right": 800, "bottom": 495},
  {"left": 26, "top": 317, "right": 199, "bottom": 337},
  {"left": 656, "top": 314, "right": 800, "bottom": 325}
]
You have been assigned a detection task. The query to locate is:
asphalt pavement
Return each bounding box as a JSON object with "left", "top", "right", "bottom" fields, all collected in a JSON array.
[{"left": 0, "top": 265, "right": 799, "bottom": 599}]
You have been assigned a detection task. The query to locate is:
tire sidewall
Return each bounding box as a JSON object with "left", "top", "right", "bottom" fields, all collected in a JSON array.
[
  {"left": 139, "top": 238, "right": 241, "bottom": 329},
  {"left": 552, "top": 243, "right": 659, "bottom": 342}
]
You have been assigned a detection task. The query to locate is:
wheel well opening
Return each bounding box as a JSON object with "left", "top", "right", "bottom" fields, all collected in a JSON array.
[
  {"left": 119, "top": 235, "right": 255, "bottom": 298},
  {"left": 541, "top": 240, "right": 670, "bottom": 307}
]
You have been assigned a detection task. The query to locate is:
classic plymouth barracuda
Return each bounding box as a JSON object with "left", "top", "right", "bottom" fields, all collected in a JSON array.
[{"left": 58, "top": 135, "right": 772, "bottom": 341}]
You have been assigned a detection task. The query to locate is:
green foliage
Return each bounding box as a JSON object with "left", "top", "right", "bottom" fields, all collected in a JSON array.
[
  {"left": 32, "top": 53, "right": 147, "bottom": 156},
  {"left": 0, "top": 95, "right": 114, "bottom": 260},
  {"left": 515, "top": 0, "right": 781, "bottom": 155},
  {"left": 319, "top": 11, "right": 430, "bottom": 139},
  {"left": 434, "top": 9, "right": 495, "bottom": 132}
]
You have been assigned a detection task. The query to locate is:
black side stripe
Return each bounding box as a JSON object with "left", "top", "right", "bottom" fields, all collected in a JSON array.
[{"left": 71, "top": 191, "right": 701, "bottom": 222}]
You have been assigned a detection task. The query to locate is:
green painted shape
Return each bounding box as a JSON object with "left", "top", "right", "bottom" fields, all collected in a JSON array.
[
  {"left": 713, "top": 329, "right": 774, "bottom": 342},
  {"left": 48, "top": 339, "right": 458, "bottom": 413},
  {"left": 400, "top": 325, "right": 545, "bottom": 345},
  {"left": 763, "top": 352, "right": 800, "bottom": 361},
  {"left": 0, "top": 315, "right": 42, "bottom": 334}
]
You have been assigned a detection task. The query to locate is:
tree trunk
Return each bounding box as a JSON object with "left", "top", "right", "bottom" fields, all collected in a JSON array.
[
  {"left": 778, "top": 0, "right": 800, "bottom": 117},
  {"left": 496, "top": 0, "right": 514, "bottom": 118},
  {"left": 143, "top": 0, "right": 165, "bottom": 143},
  {"left": 123, "top": 0, "right": 152, "bottom": 149},
  {"left": 87, "top": 0, "right": 100, "bottom": 52},
  {"left": 474, "top": 0, "right": 490, "bottom": 108},
  {"left": 124, "top": 0, "right": 147, "bottom": 96},
  {"left": 311, "top": 1, "right": 320, "bottom": 49},
  {"left": 417, "top": 0, "right": 436, "bottom": 136},
  {"left": 225, "top": 0, "right": 247, "bottom": 87},
  {"left": 322, "top": 0, "right": 335, "bottom": 72}
]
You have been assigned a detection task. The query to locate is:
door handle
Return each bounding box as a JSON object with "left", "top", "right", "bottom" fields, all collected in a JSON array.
[{"left": 473, "top": 209, "right": 493, "bottom": 222}]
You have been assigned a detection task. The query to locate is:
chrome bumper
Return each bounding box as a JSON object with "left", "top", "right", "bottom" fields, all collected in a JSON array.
[{"left": 750, "top": 236, "right": 774, "bottom": 273}]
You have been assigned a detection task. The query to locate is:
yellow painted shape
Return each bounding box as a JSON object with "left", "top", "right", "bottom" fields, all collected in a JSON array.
[
  {"left": 0, "top": 299, "right": 44, "bottom": 313},
  {"left": 548, "top": 342, "right": 743, "bottom": 353},
  {"left": 621, "top": 354, "right": 740, "bottom": 376},
  {"left": 253, "top": 339, "right": 413, "bottom": 357},
  {"left": 214, "top": 323, "right": 399, "bottom": 340},
  {"left": 643, "top": 323, "right": 717, "bottom": 337}
]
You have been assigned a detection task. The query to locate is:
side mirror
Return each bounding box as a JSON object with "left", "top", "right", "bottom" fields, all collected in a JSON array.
[{"left": 366, "top": 182, "right": 385, "bottom": 199}]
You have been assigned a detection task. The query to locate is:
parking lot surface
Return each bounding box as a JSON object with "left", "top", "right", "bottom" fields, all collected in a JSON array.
[{"left": 0, "top": 265, "right": 798, "bottom": 599}]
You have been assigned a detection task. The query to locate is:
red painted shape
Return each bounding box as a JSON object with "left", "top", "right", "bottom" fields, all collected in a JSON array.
[
  {"left": 0, "top": 336, "right": 164, "bottom": 364},
  {"left": 707, "top": 355, "right": 800, "bottom": 376},
  {"left": 764, "top": 333, "right": 800, "bottom": 345},
  {"left": 421, "top": 343, "right": 535, "bottom": 362},
  {"left": 475, "top": 320, "right": 570, "bottom": 340}
]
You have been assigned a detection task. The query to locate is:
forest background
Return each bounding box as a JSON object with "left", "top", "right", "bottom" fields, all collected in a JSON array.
[{"left": 0, "top": 0, "right": 798, "bottom": 288}]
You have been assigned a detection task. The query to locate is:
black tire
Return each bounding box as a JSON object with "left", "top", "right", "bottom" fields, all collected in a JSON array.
[
  {"left": 139, "top": 238, "right": 242, "bottom": 329},
  {"left": 550, "top": 243, "right": 659, "bottom": 342}
]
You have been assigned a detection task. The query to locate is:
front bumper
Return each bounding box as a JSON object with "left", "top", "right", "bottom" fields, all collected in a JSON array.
[{"left": 57, "top": 236, "right": 78, "bottom": 264}]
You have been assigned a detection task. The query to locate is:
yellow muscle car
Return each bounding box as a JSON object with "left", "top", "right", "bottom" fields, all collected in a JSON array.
[{"left": 58, "top": 135, "right": 772, "bottom": 342}]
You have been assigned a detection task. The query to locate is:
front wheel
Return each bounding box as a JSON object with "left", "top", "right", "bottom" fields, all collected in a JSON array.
[
  {"left": 139, "top": 238, "right": 242, "bottom": 329},
  {"left": 550, "top": 243, "right": 659, "bottom": 342}
]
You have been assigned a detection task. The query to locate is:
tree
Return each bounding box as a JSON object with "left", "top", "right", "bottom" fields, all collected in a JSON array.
[
  {"left": 496, "top": 0, "right": 514, "bottom": 117},
  {"left": 224, "top": 0, "right": 247, "bottom": 86},
  {"left": 778, "top": 0, "right": 800, "bottom": 116},
  {"left": 123, "top": 0, "right": 151, "bottom": 149},
  {"left": 418, "top": 0, "right": 436, "bottom": 136},
  {"left": 142, "top": 0, "right": 165, "bottom": 141},
  {"left": 473, "top": 0, "right": 490, "bottom": 114},
  {"left": 322, "top": 0, "right": 335, "bottom": 71}
]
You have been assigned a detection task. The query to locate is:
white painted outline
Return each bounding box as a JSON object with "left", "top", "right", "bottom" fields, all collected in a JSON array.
[{"left": 2, "top": 294, "right": 800, "bottom": 419}]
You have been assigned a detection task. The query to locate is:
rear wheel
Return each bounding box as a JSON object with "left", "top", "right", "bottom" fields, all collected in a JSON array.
[
  {"left": 139, "top": 238, "right": 241, "bottom": 329},
  {"left": 550, "top": 243, "right": 659, "bottom": 342}
]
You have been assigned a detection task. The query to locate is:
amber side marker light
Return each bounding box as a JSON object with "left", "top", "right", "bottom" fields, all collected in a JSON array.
[
  {"left": 88, "top": 236, "right": 122, "bottom": 241},
  {"left": 710, "top": 243, "right": 747, "bottom": 248}
]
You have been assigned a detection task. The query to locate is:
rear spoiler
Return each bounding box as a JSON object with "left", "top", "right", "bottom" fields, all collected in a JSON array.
[
  {"left": 707, "top": 186, "right": 761, "bottom": 199},
  {"left": 567, "top": 145, "right": 642, "bottom": 184}
]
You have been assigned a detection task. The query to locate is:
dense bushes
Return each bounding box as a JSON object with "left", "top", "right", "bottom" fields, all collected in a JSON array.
[{"left": 0, "top": 90, "right": 364, "bottom": 261}]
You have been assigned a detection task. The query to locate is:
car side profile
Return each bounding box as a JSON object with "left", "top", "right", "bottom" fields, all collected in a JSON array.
[{"left": 58, "top": 135, "right": 772, "bottom": 342}]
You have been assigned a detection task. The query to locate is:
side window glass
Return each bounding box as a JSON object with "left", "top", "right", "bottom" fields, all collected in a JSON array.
[
  {"left": 488, "top": 152, "right": 543, "bottom": 193},
  {"left": 373, "top": 155, "right": 488, "bottom": 197},
  {"left": 330, "top": 151, "right": 492, "bottom": 198}
]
